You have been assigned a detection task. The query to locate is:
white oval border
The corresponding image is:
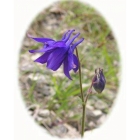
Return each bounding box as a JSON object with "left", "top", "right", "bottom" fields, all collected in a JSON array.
[{"left": 14, "top": 0, "right": 126, "bottom": 140}]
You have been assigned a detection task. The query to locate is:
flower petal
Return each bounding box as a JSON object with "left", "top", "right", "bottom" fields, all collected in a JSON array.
[
  {"left": 41, "top": 41, "right": 66, "bottom": 53},
  {"left": 46, "top": 40, "right": 56, "bottom": 46},
  {"left": 61, "top": 30, "right": 70, "bottom": 40},
  {"left": 34, "top": 51, "right": 51, "bottom": 64},
  {"left": 67, "top": 52, "right": 75, "bottom": 70},
  {"left": 63, "top": 52, "right": 78, "bottom": 80},
  {"left": 47, "top": 47, "right": 68, "bottom": 71},
  {"left": 29, "top": 48, "right": 47, "bottom": 53},
  {"left": 51, "top": 41, "right": 66, "bottom": 48},
  {"left": 72, "top": 54, "right": 79, "bottom": 72},
  {"left": 99, "top": 69, "right": 106, "bottom": 83},
  {"left": 71, "top": 38, "right": 84, "bottom": 52},
  {"left": 43, "top": 44, "right": 49, "bottom": 49},
  {"left": 43, "top": 40, "right": 56, "bottom": 48},
  {"left": 66, "top": 33, "right": 80, "bottom": 46},
  {"left": 63, "top": 29, "right": 75, "bottom": 42},
  {"left": 29, "top": 41, "right": 66, "bottom": 53},
  {"left": 63, "top": 56, "right": 72, "bottom": 80},
  {"left": 27, "top": 34, "right": 54, "bottom": 43}
]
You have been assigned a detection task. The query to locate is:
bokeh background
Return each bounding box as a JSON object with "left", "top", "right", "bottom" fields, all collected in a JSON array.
[{"left": 19, "top": 0, "right": 120, "bottom": 138}]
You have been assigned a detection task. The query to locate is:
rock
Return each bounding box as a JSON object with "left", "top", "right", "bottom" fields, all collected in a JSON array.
[
  {"left": 105, "top": 90, "right": 116, "bottom": 100},
  {"left": 86, "top": 104, "right": 94, "bottom": 110},
  {"left": 52, "top": 72, "right": 65, "bottom": 78},
  {"left": 36, "top": 85, "right": 50, "bottom": 96},
  {"left": 54, "top": 104, "right": 60, "bottom": 109},
  {"left": 87, "top": 99, "right": 96, "bottom": 106},
  {"left": 82, "top": 83, "right": 90, "bottom": 88},
  {"left": 94, "top": 100, "right": 108, "bottom": 110},
  {"left": 63, "top": 123, "right": 80, "bottom": 138},
  {"left": 86, "top": 109, "right": 103, "bottom": 121},
  {"left": 28, "top": 110, "right": 33, "bottom": 116},
  {"left": 86, "top": 109, "right": 95, "bottom": 118},
  {"left": 36, "top": 116, "right": 43, "bottom": 122},
  {"left": 27, "top": 104, "right": 38, "bottom": 111},
  {"left": 113, "top": 60, "right": 119, "bottom": 66},
  {"left": 53, "top": 124, "right": 68, "bottom": 136},
  {"left": 96, "top": 115, "right": 106, "bottom": 126},
  {"left": 92, "top": 96, "right": 99, "bottom": 101},
  {"left": 28, "top": 73, "right": 39, "bottom": 81},
  {"left": 68, "top": 111, "right": 74, "bottom": 117},
  {"left": 21, "top": 64, "right": 35, "bottom": 72},
  {"left": 49, "top": 6, "right": 65, "bottom": 14},
  {"left": 36, "top": 93, "right": 44, "bottom": 98},
  {"left": 23, "top": 40, "right": 33, "bottom": 47},
  {"left": 93, "top": 110, "right": 102, "bottom": 117},
  {"left": 45, "top": 25, "right": 53, "bottom": 30},
  {"left": 43, "top": 118, "right": 52, "bottom": 126},
  {"left": 49, "top": 87, "right": 55, "bottom": 96},
  {"left": 31, "top": 53, "right": 41, "bottom": 61},
  {"left": 88, "top": 121, "right": 96, "bottom": 128},
  {"left": 47, "top": 18, "right": 58, "bottom": 25},
  {"left": 27, "top": 78, "right": 32, "bottom": 85},
  {"left": 36, "top": 74, "right": 50, "bottom": 85},
  {"left": 106, "top": 93, "right": 115, "bottom": 101},
  {"left": 38, "top": 109, "right": 50, "bottom": 118}
]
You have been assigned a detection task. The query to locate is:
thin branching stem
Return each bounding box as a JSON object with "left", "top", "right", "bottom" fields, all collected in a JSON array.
[
  {"left": 74, "top": 52, "right": 97, "bottom": 137},
  {"left": 85, "top": 79, "right": 97, "bottom": 104},
  {"left": 85, "top": 80, "right": 93, "bottom": 104},
  {"left": 75, "top": 48, "right": 85, "bottom": 137},
  {"left": 76, "top": 48, "right": 84, "bottom": 102}
]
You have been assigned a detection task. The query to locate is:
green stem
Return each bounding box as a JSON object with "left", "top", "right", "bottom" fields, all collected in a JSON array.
[
  {"left": 85, "top": 79, "right": 94, "bottom": 104},
  {"left": 76, "top": 48, "right": 84, "bottom": 102},
  {"left": 85, "top": 93, "right": 90, "bottom": 105},
  {"left": 81, "top": 104, "right": 86, "bottom": 137},
  {"left": 75, "top": 48, "right": 85, "bottom": 137}
]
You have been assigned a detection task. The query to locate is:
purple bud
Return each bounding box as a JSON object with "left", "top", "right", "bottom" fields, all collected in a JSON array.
[{"left": 92, "top": 68, "right": 106, "bottom": 93}]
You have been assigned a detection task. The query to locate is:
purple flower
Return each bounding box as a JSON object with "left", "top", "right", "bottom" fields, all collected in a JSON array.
[
  {"left": 28, "top": 30, "right": 84, "bottom": 79},
  {"left": 92, "top": 68, "right": 106, "bottom": 93}
]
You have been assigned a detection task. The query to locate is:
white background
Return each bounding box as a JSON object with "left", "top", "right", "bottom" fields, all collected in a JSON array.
[{"left": 0, "top": 0, "right": 133, "bottom": 140}]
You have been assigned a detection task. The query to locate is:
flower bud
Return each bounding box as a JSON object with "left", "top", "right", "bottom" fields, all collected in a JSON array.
[{"left": 92, "top": 68, "right": 106, "bottom": 93}]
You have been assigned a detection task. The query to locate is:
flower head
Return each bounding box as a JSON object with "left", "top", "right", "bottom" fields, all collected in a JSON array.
[
  {"left": 28, "top": 30, "right": 84, "bottom": 79},
  {"left": 92, "top": 68, "right": 106, "bottom": 93}
]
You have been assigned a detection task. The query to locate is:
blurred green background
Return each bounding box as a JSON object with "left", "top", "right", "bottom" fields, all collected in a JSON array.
[{"left": 19, "top": 0, "right": 120, "bottom": 138}]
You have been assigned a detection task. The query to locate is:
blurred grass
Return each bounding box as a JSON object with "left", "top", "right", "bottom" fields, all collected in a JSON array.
[{"left": 19, "top": 0, "right": 120, "bottom": 130}]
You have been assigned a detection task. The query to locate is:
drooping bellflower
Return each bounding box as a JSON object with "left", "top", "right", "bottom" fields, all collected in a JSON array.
[
  {"left": 92, "top": 68, "right": 106, "bottom": 93},
  {"left": 28, "top": 30, "right": 84, "bottom": 79}
]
